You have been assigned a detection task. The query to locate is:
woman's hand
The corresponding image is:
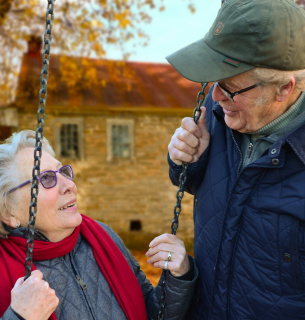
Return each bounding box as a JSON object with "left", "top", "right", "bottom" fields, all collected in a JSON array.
[
  {"left": 146, "top": 234, "right": 190, "bottom": 277},
  {"left": 10, "top": 270, "right": 59, "bottom": 320},
  {"left": 168, "top": 106, "right": 210, "bottom": 165}
]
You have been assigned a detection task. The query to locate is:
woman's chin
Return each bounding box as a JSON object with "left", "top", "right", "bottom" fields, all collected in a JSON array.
[
  {"left": 58, "top": 210, "right": 83, "bottom": 228},
  {"left": 69, "top": 211, "right": 82, "bottom": 226}
]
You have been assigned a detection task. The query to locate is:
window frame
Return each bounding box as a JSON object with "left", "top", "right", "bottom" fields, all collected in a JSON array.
[
  {"left": 106, "top": 118, "right": 134, "bottom": 162},
  {"left": 54, "top": 117, "right": 84, "bottom": 160}
]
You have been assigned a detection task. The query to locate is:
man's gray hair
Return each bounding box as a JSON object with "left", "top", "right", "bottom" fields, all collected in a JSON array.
[
  {"left": 249, "top": 68, "right": 305, "bottom": 106},
  {"left": 250, "top": 67, "right": 305, "bottom": 91},
  {"left": 0, "top": 130, "right": 55, "bottom": 238}
]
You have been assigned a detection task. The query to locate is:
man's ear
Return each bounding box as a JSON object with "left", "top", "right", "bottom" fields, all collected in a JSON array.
[{"left": 275, "top": 76, "right": 296, "bottom": 102}]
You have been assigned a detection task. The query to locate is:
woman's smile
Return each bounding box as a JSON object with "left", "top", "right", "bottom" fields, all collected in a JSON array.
[{"left": 58, "top": 201, "right": 78, "bottom": 212}]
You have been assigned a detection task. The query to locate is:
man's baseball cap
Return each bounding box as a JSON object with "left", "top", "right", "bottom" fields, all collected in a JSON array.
[{"left": 166, "top": 0, "right": 305, "bottom": 83}]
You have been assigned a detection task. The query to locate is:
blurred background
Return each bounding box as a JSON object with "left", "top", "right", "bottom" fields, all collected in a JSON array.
[{"left": 1, "top": 0, "right": 304, "bottom": 284}]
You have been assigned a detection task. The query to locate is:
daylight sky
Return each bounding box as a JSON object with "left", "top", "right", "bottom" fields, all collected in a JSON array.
[{"left": 105, "top": 1, "right": 220, "bottom": 63}]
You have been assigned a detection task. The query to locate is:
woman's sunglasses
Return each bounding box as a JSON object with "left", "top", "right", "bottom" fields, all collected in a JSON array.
[{"left": 7, "top": 165, "right": 74, "bottom": 194}]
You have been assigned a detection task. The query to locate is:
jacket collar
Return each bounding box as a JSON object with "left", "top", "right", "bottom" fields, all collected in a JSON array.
[
  {"left": 211, "top": 97, "right": 305, "bottom": 166},
  {"left": 286, "top": 125, "right": 305, "bottom": 166},
  {"left": 213, "top": 102, "right": 224, "bottom": 122},
  {"left": 5, "top": 224, "right": 50, "bottom": 241}
]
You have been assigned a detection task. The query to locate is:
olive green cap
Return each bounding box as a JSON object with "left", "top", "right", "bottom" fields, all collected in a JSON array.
[{"left": 166, "top": 0, "right": 305, "bottom": 83}]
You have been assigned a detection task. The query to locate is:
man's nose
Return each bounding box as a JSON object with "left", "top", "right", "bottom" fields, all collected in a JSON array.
[{"left": 212, "top": 83, "right": 229, "bottom": 102}]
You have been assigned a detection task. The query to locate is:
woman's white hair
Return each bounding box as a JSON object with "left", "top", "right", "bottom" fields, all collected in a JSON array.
[{"left": 0, "top": 130, "right": 55, "bottom": 238}]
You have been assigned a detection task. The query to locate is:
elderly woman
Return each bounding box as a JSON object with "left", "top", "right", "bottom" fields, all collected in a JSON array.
[{"left": 0, "top": 130, "right": 198, "bottom": 320}]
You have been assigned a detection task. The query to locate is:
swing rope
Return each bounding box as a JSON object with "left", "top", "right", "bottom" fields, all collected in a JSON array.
[
  {"left": 24, "top": 0, "right": 55, "bottom": 280},
  {"left": 157, "top": 82, "right": 208, "bottom": 320}
]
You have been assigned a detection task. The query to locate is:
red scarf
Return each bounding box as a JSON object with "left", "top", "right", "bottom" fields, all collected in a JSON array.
[{"left": 0, "top": 214, "right": 147, "bottom": 320}]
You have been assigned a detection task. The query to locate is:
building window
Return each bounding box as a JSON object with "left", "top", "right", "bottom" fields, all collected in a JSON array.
[
  {"left": 130, "top": 220, "right": 142, "bottom": 231},
  {"left": 107, "top": 119, "right": 134, "bottom": 161},
  {"left": 54, "top": 118, "right": 84, "bottom": 160},
  {"left": 112, "top": 124, "right": 130, "bottom": 158},
  {"left": 60, "top": 124, "right": 79, "bottom": 158}
]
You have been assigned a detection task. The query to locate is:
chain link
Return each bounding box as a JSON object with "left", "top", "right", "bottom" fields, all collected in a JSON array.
[
  {"left": 24, "top": 0, "right": 55, "bottom": 280},
  {"left": 157, "top": 82, "right": 208, "bottom": 319}
]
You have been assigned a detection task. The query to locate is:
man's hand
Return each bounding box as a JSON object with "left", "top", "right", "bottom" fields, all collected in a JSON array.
[{"left": 168, "top": 107, "right": 210, "bottom": 165}]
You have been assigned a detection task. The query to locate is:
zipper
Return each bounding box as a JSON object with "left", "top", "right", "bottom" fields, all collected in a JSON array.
[
  {"left": 67, "top": 252, "right": 97, "bottom": 320},
  {"left": 76, "top": 274, "right": 88, "bottom": 290},
  {"left": 245, "top": 142, "right": 254, "bottom": 167},
  {"left": 248, "top": 142, "right": 253, "bottom": 158},
  {"left": 230, "top": 129, "right": 243, "bottom": 176}
]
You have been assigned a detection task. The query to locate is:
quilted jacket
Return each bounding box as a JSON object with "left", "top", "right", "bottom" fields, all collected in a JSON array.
[
  {"left": 169, "top": 86, "right": 305, "bottom": 320},
  {"left": 1, "top": 222, "right": 198, "bottom": 320}
]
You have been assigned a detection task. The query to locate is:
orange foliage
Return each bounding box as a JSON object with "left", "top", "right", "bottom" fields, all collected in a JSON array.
[
  {"left": 131, "top": 250, "right": 162, "bottom": 287},
  {"left": 0, "top": 0, "right": 195, "bottom": 103}
]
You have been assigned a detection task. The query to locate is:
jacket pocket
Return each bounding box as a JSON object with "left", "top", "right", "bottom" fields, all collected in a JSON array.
[{"left": 279, "top": 216, "right": 304, "bottom": 295}]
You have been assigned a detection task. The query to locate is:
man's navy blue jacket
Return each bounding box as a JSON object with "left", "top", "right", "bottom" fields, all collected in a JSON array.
[{"left": 169, "top": 86, "right": 305, "bottom": 320}]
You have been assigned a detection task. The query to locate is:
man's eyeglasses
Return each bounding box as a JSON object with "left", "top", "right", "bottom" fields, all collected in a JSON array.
[
  {"left": 215, "top": 81, "right": 261, "bottom": 102},
  {"left": 7, "top": 165, "right": 74, "bottom": 194}
]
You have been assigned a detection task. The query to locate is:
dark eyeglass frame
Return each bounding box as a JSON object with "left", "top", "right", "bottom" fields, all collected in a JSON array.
[
  {"left": 215, "top": 81, "right": 261, "bottom": 102},
  {"left": 7, "top": 165, "right": 74, "bottom": 195}
]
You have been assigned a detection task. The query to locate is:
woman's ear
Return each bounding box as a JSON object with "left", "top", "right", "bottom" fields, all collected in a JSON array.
[
  {"left": 1, "top": 214, "right": 20, "bottom": 228},
  {"left": 275, "top": 76, "right": 296, "bottom": 102}
]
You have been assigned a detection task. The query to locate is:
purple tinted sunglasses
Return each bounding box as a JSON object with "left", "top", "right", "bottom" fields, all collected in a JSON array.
[{"left": 7, "top": 165, "right": 74, "bottom": 194}]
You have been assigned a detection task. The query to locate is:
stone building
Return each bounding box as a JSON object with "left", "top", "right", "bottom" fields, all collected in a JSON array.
[{"left": 1, "top": 38, "right": 211, "bottom": 243}]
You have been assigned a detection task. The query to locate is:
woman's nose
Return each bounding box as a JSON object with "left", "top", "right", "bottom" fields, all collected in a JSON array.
[
  {"left": 212, "top": 83, "right": 229, "bottom": 102},
  {"left": 58, "top": 174, "right": 77, "bottom": 194}
]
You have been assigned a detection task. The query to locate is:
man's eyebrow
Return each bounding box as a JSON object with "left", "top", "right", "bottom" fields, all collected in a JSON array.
[{"left": 222, "top": 79, "right": 238, "bottom": 88}]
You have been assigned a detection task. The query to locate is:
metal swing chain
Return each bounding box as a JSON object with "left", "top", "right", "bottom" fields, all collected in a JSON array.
[
  {"left": 157, "top": 82, "right": 208, "bottom": 320},
  {"left": 24, "top": 0, "right": 55, "bottom": 280}
]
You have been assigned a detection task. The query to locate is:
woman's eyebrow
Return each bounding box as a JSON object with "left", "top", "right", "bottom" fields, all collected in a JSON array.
[{"left": 40, "top": 162, "right": 62, "bottom": 172}]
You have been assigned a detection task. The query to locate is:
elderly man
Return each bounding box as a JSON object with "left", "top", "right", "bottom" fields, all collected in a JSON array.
[{"left": 167, "top": 0, "right": 305, "bottom": 319}]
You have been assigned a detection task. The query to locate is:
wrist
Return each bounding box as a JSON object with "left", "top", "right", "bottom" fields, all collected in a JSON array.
[{"left": 11, "top": 308, "right": 26, "bottom": 320}]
